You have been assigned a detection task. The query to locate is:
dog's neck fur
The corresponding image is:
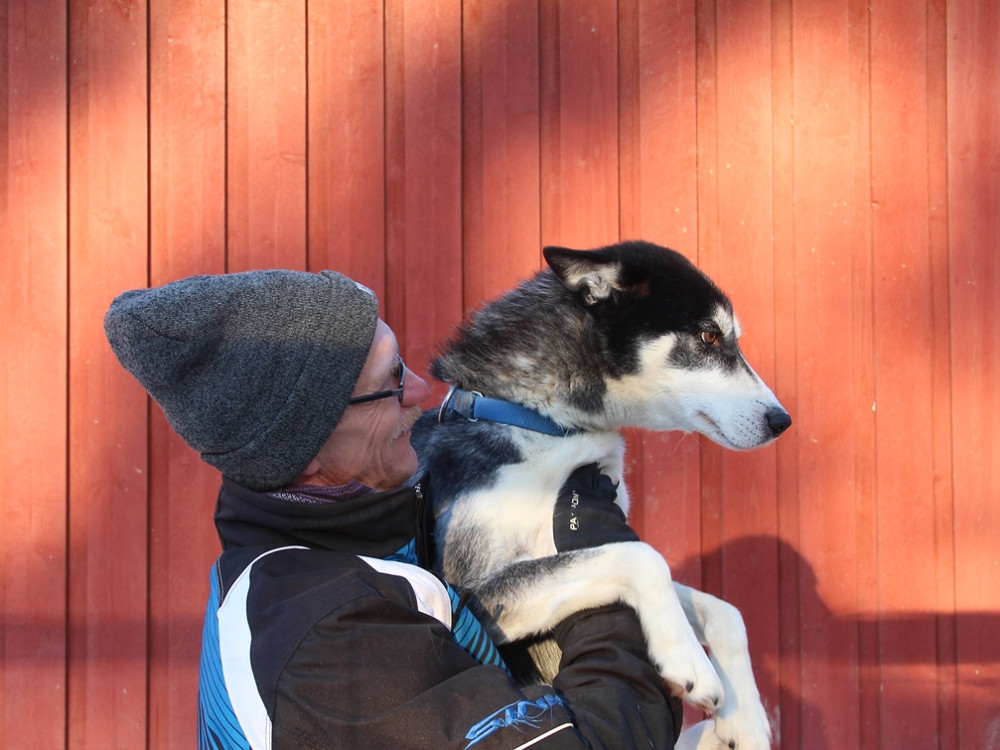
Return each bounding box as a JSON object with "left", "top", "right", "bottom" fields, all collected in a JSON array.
[{"left": 432, "top": 272, "right": 622, "bottom": 432}]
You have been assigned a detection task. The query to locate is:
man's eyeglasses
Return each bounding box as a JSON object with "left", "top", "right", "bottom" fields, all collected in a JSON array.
[{"left": 347, "top": 355, "right": 407, "bottom": 405}]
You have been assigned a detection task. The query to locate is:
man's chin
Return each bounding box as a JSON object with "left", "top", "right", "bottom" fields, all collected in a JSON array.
[{"left": 386, "top": 446, "right": 419, "bottom": 487}]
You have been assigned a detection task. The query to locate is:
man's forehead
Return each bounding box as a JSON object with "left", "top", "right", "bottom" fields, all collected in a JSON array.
[{"left": 366, "top": 321, "right": 400, "bottom": 376}]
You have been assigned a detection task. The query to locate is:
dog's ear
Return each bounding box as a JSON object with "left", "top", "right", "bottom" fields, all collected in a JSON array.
[{"left": 543, "top": 246, "right": 623, "bottom": 306}]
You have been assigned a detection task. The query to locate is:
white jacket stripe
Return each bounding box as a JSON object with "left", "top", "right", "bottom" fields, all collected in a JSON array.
[
  {"left": 218, "top": 546, "right": 306, "bottom": 749},
  {"left": 359, "top": 555, "right": 452, "bottom": 628}
]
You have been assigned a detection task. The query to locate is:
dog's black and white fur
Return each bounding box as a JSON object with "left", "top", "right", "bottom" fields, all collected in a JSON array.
[{"left": 412, "top": 241, "right": 790, "bottom": 749}]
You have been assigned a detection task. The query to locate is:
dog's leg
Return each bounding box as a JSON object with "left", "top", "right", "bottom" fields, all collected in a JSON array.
[
  {"left": 475, "top": 543, "right": 725, "bottom": 713},
  {"left": 674, "top": 583, "right": 772, "bottom": 749},
  {"left": 675, "top": 719, "right": 729, "bottom": 750}
]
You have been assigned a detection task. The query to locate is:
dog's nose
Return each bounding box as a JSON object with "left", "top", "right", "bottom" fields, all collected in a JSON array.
[{"left": 766, "top": 408, "right": 792, "bottom": 437}]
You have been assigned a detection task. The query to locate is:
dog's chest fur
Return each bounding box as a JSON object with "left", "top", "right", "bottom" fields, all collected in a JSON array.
[{"left": 413, "top": 417, "right": 625, "bottom": 570}]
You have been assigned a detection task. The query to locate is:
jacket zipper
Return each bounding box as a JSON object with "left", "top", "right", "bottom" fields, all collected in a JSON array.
[{"left": 413, "top": 480, "right": 436, "bottom": 569}]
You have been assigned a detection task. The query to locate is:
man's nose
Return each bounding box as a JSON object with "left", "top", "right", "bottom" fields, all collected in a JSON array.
[{"left": 402, "top": 368, "right": 432, "bottom": 406}]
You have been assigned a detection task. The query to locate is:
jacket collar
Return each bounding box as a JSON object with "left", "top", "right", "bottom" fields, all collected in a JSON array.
[{"left": 214, "top": 475, "right": 434, "bottom": 567}]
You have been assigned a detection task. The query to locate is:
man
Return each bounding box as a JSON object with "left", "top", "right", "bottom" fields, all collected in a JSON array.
[{"left": 105, "top": 269, "right": 681, "bottom": 749}]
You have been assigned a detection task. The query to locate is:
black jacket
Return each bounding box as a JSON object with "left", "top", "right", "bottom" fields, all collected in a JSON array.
[{"left": 197, "top": 476, "right": 680, "bottom": 749}]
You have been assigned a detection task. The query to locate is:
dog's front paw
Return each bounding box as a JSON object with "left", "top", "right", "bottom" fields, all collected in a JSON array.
[
  {"left": 649, "top": 633, "right": 725, "bottom": 714},
  {"left": 675, "top": 719, "right": 725, "bottom": 750},
  {"left": 676, "top": 712, "right": 772, "bottom": 750},
  {"left": 710, "top": 692, "right": 772, "bottom": 750}
]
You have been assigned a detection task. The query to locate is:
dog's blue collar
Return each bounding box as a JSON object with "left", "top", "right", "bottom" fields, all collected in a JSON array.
[{"left": 437, "top": 384, "right": 578, "bottom": 437}]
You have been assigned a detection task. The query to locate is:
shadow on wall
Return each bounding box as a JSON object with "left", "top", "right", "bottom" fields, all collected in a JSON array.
[{"left": 674, "top": 535, "right": 1000, "bottom": 748}]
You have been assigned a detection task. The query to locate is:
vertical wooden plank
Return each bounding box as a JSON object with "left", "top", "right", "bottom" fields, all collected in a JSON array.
[
  {"left": 147, "top": 0, "right": 227, "bottom": 746},
  {"left": 870, "top": 0, "right": 940, "bottom": 744},
  {"left": 618, "top": 0, "right": 698, "bottom": 253},
  {"left": 787, "top": 2, "right": 871, "bottom": 748},
  {"left": 619, "top": 0, "right": 704, "bottom": 599},
  {"left": 462, "top": 0, "right": 542, "bottom": 309},
  {"left": 307, "top": 1, "right": 387, "bottom": 294},
  {"left": 693, "top": 0, "right": 720, "bottom": 604},
  {"left": 618, "top": 0, "right": 702, "bottom": 721},
  {"left": 67, "top": 0, "right": 150, "bottom": 746},
  {"left": 148, "top": 423, "right": 222, "bottom": 750},
  {"left": 385, "top": 0, "right": 463, "bottom": 383},
  {"left": 700, "top": 0, "right": 783, "bottom": 735},
  {"left": 925, "top": 0, "right": 958, "bottom": 747},
  {"left": 0, "top": 1, "right": 68, "bottom": 746},
  {"left": 947, "top": 2, "right": 1000, "bottom": 748},
  {"left": 227, "top": 0, "right": 307, "bottom": 271},
  {"left": 769, "top": 0, "right": 802, "bottom": 744},
  {"left": 540, "top": 0, "right": 619, "bottom": 249},
  {"left": 844, "top": 3, "right": 879, "bottom": 748},
  {"left": 708, "top": 0, "right": 779, "bottom": 573}
]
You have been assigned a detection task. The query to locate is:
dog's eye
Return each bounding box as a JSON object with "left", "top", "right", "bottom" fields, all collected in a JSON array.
[{"left": 700, "top": 331, "right": 720, "bottom": 346}]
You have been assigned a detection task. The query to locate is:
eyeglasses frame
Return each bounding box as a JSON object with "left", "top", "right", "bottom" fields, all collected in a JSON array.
[{"left": 347, "top": 355, "right": 407, "bottom": 405}]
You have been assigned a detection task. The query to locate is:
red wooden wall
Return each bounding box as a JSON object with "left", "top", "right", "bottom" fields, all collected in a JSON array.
[{"left": 2, "top": 1, "right": 998, "bottom": 747}]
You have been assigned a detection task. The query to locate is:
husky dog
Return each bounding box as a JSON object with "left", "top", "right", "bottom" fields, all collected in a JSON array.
[{"left": 412, "top": 241, "right": 790, "bottom": 750}]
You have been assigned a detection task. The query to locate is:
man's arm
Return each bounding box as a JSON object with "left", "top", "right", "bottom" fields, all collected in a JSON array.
[{"left": 270, "top": 591, "right": 677, "bottom": 750}]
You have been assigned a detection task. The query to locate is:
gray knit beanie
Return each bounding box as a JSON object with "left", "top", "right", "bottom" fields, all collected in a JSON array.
[{"left": 104, "top": 269, "right": 379, "bottom": 491}]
